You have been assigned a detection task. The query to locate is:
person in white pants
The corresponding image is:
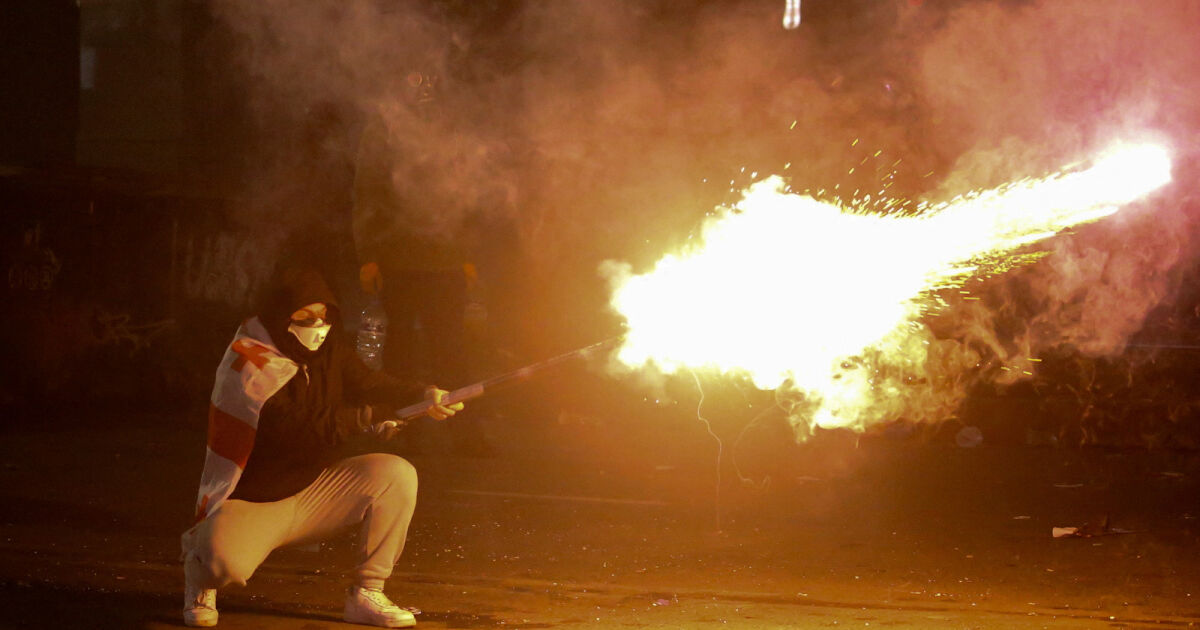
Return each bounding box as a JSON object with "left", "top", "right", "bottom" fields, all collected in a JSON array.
[{"left": 181, "top": 266, "right": 461, "bottom": 627}]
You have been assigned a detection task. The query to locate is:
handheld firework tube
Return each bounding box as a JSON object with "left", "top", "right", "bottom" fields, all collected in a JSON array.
[
  {"left": 389, "top": 336, "right": 623, "bottom": 422},
  {"left": 394, "top": 383, "right": 486, "bottom": 420}
]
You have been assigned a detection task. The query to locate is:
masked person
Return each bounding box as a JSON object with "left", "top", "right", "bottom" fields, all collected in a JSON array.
[{"left": 180, "top": 266, "right": 463, "bottom": 628}]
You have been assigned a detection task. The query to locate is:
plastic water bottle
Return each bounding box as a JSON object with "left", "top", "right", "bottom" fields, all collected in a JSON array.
[{"left": 357, "top": 298, "right": 387, "bottom": 371}]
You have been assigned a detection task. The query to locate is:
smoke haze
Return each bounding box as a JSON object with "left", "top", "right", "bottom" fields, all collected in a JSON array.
[{"left": 209, "top": 0, "right": 1200, "bottom": 440}]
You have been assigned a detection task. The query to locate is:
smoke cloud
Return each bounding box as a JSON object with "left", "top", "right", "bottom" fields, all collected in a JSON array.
[
  {"left": 903, "top": 0, "right": 1200, "bottom": 430},
  {"left": 209, "top": 0, "right": 1200, "bottom": 441}
]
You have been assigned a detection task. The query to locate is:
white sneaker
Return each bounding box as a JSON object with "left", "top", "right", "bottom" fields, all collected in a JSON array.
[
  {"left": 183, "top": 553, "right": 218, "bottom": 627},
  {"left": 343, "top": 586, "right": 417, "bottom": 628}
]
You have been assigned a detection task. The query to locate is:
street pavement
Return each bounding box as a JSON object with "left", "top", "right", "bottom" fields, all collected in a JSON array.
[{"left": 1, "top": 399, "right": 1198, "bottom": 629}]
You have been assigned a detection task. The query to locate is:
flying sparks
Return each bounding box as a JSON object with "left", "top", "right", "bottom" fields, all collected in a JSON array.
[{"left": 606, "top": 142, "right": 1172, "bottom": 432}]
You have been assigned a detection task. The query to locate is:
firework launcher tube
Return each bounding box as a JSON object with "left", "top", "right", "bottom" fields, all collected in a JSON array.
[
  {"left": 394, "top": 383, "right": 486, "bottom": 420},
  {"left": 390, "top": 336, "right": 624, "bottom": 421}
]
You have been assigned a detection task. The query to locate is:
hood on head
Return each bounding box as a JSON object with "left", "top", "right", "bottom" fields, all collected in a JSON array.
[{"left": 257, "top": 265, "right": 341, "bottom": 360}]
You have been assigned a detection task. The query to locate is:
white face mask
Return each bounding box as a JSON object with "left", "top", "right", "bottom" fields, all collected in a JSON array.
[{"left": 288, "top": 321, "right": 331, "bottom": 351}]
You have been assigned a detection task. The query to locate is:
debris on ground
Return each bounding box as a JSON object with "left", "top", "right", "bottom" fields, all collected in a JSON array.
[{"left": 1052, "top": 516, "right": 1134, "bottom": 538}]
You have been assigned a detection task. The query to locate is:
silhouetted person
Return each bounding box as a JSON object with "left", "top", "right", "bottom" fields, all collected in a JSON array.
[{"left": 352, "top": 98, "right": 496, "bottom": 456}]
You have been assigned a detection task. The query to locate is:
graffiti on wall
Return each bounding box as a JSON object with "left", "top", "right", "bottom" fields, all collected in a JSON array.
[
  {"left": 90, "top": 306, "right": 175, "bottom": 356},
  {"left": 7, "top": 223, "right": 62, "bottom": 292},
  {"left": 180, "top": 230, "right": 272, "bottom": 308}
]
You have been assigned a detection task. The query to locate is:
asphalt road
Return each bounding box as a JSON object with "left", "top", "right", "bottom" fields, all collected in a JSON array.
[{"left": 1, "top": 401, "right": 1197, "bottom": 629}]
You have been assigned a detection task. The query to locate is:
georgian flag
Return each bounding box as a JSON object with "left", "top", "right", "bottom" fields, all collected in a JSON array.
[{"left": 193, "top": 316, "right": 298, "bottom": 522}]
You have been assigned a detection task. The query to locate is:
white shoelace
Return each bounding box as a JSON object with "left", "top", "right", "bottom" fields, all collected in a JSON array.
[
  {"left": 189, "top": 589, "right": 216, "bottom": 609},
  {"left": 357, "top": 587, "right": 400, "bottom": 611}
]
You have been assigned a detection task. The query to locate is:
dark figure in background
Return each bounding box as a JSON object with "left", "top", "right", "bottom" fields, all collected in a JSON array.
[
  {"left": 180, "top": 265, "right": 462, "bottom": 628},
  {"left": 352, "top": 95, "right": 496, "bottom": 457}
]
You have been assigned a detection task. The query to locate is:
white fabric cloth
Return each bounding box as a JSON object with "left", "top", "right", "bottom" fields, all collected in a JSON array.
[{"left": 193, "top": 317, "right": 298, "bottom": 522}]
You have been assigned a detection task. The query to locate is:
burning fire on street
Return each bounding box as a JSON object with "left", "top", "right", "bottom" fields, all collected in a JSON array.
[{"left": 605, "top": 142, "right": 1172, "bottom": 436}]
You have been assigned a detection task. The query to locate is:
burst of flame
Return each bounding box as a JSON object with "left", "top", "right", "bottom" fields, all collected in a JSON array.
[{"left": 607, "top": 142, "right": 1171, "bottom": 429}]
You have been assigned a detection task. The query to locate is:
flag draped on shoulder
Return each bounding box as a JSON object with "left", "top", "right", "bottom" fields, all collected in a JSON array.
[{"left": 193, "top": 316, "right": 298, "bottom": 521}]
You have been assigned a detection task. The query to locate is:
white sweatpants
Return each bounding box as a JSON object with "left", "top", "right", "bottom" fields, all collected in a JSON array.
[{"left": 182, "top": 453, "right": 418, "bottom": 591}]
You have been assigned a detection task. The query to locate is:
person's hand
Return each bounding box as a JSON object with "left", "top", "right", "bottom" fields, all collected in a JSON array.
[
  {"left": 374, "top": 419, "right": 405, "bottom": 440},
  {"left": 358, "top": 406, "right": 405, "bottom": 440},
  {"left": 360, "top": 262, "right": 382, "bottom": 295},
  {"left": 425, "top": 386, "right": 464, "bottom": 421}
]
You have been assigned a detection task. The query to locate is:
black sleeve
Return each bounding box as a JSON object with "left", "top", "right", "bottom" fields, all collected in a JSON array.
[
  {"left": 338, "top": 341, "right": 427, "bottom": 409},
  {"left": 330, "top": 404, "right": 373, "bottom": 445}
]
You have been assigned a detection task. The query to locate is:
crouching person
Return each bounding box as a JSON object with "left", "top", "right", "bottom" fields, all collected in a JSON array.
[{"left": 180, "top": 266, "right": 462, "bottom": 627}]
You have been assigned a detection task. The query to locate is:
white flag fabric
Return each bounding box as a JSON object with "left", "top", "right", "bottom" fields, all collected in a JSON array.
[{"left": 192, "top": 316, "right": 298, "bottom": 522}]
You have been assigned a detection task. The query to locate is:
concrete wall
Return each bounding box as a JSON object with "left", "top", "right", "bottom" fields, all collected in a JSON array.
[
  {"left": 76, "top": 0, "right": 188, "bottom": 173},
  {"left": 0, "top": 1, "right": 79, "bottom": 167},
  {"left": 0, "top": 174, "right": 282, "bottom": 418}
]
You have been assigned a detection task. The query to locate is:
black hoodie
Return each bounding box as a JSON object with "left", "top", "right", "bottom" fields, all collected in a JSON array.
[{"left": 229, "top": 266, "right": 424, "bottom": 503}]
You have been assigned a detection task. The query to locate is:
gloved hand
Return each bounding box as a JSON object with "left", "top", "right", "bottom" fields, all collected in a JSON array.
[
  {"left": 373, "top": 419, "right": 406, "bottom": 440},
  {"left": 425, "top": 386, "right": 464, "bottom": 421},
  {"left": 360, "top": 262, "right": 382, "bottom": 295},
  {"left": 357, "top": 405, "right": 406, "bottom": 440}
]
